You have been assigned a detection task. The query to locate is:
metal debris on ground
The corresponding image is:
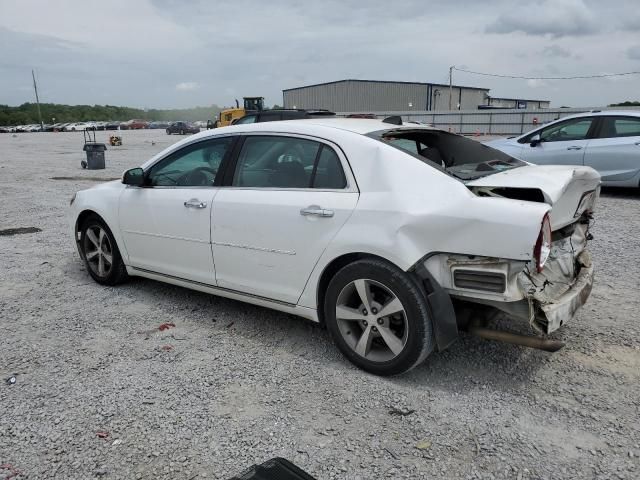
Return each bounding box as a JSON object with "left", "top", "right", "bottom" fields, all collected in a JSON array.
[
  {"left": 6, "top": 375, "right": 17, "bottom": 385},
  {"left": 388, "top": 406, "right": 415, "bottom": 416}
]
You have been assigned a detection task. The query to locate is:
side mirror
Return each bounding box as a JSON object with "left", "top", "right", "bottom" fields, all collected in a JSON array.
[
  {"left": 122, "top": 167, "right": 145, "bottom": 186},
  {"left": 529, "top": 134, "right": 542, "bottom": 147}
]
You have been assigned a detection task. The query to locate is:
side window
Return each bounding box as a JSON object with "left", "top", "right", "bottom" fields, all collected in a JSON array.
[
  {"left": 599, "top": 116, "right": 640, "bottom": 138},
  {"left": 540, "top": 118, "right": 594, "bottom": 142},
  {"left": 147, "top": 137, "right": 233, "bottom": 187},
  {"left": 313, "top": 146, "right": 347, "bottom": 189},
  {"left": 232, "top": 136, "right": 346, "bottom": 189},
  {"left": 235, "top": 115, "right": 257, "bottom": 125}
]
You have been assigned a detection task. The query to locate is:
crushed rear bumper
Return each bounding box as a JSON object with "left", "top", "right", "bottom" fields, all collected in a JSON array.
[{"left": 535, "top": 250, "right": 593, "bottom": 333}]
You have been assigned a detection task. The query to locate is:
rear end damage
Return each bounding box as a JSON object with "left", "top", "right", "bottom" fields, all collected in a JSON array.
[{"left": 421, "top": 208, "right": 595, "bottom": 349}]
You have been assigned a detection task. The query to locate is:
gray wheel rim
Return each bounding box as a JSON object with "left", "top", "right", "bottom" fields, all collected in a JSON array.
[
  {"left": 84, "top": 226, "right": 113, "bottom": 278},
  {"left": 335, "top": 279, "right": 408, "bottom": 362}
]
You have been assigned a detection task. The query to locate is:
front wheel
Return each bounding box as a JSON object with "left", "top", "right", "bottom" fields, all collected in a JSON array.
[
  {"left": 180, "top": 129, "right": 184, "bottom": 135},
  {"left": 80, "top": 215, "right": 128, "bottom": 286},
  {"left": 324, "top": 259, "right": 434, "bottom": 376},
  {"left": 166, "top": 129, "right": 171, "bottom": 135}
]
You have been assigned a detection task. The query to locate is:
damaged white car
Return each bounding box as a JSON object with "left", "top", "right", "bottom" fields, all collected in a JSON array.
[{"left": 70, "top": 117, "right": 599, "bottom": 375}]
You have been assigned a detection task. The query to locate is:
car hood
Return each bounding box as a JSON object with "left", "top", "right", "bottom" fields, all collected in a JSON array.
[
  {"left": 483, "top": 137, "right": 518, "bottom": 147},
  {"left": 467, "top": 165, "right": 601, "bottom": 229}
]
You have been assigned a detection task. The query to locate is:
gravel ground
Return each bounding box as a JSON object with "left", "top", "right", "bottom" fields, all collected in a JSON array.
[{"left": 1, "top": 130, "right": 639, "bottom": 480}]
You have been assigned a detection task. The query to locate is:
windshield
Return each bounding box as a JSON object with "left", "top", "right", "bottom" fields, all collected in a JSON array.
[{"left": 370, "top": 128, "right": 527, "bottom": 181}]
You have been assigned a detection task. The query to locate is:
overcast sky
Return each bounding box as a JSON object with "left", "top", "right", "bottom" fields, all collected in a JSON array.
[{"left": 1, "top": 0, "right": 639, "bottom": 109}]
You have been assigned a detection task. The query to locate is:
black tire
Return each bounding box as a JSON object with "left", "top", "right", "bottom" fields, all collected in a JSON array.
[
  {"left": 79, "top": 215, "right": 128, "bottom": 286},
  {"left": 180, "top": 129, "right": 184, "bottom": 135},
  {"left": 324, "top": 258, "right": 434, "bottom": 376},
  {"left": 166, "top": 129, "right": 171, "bottom": 135}
]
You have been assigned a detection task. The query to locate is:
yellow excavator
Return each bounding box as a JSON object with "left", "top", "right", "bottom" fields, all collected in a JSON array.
[{"left": 209, "top": 97, "right": 264, "bottom": 128}]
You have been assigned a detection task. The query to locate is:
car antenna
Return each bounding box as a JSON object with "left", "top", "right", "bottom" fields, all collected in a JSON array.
[{"left": 382, "top": 115, "right": 403, "bottom": 125}]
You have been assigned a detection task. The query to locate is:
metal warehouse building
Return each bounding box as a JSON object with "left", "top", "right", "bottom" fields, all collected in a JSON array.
[{"left": 282, "top": 79, "right": 549, "bottom": 112}]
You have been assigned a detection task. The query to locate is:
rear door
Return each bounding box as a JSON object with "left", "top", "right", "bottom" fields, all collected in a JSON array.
[
  {"left": 211, "top": 134, "right": 358, "bottom": 304},
  {"left": 520, "top": 116, "right": 596, "bottom": 166},
  {"left": 584, "top": 115, "right": 640, "bottom": 182}
]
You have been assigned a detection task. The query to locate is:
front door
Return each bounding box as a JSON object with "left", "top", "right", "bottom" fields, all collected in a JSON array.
[
  {"left": 520, "top": 116, "right": 596, "bottom": 166},
  {"left": 119, "top": 136, "right": 234, "bottom": 284},
  {"left": 212, "top": 134, "right": 358, "bottom": 304}
]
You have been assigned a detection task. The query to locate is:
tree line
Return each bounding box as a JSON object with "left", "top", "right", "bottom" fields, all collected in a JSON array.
[{"left": 0, "top": 103, "right": 223, "bottom": 126}]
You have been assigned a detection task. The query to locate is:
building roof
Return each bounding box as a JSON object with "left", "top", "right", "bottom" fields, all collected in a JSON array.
[
  {"left": 283, "top": 79, "right": 490, "bottom": 92},
  {"left": 489, "top": 96, "right": 550, "bottom": 103}
]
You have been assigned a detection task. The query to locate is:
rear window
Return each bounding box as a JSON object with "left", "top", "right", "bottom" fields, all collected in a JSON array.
[{"left": 370, "top": 128, "right": 526, "bottom": 181}]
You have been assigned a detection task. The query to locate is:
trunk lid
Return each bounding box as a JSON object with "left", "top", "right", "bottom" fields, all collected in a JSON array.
[{"left": 467, "top": 165, "right": 601, "bottom": 229}]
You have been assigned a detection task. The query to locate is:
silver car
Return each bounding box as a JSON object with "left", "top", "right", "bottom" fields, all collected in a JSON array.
[{"left": 486, "top": 111, "right": 640, "bottom": 187}]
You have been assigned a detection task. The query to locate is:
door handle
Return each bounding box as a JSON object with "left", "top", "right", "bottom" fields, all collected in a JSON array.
[
  {"left": 300, "top": 206, "right": 334, "bottom": 218},
  {"left": 184, "top": 198, "right": 207, "bottom": 209},
  {"left": 567, "top": 146, "right": 583, "bottom": 150}
]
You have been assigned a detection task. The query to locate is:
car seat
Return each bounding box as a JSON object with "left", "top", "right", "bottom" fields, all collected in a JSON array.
[{"left": 269, "top": 161, "right": 308, "bottom": 188}]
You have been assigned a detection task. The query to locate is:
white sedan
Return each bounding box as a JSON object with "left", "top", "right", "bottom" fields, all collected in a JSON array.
[
  {"left": 70, "top": 118, "right": 600, "bottom": 375},
  {"left": 486, "top": 111, "right": 640, "bottom": 188}
]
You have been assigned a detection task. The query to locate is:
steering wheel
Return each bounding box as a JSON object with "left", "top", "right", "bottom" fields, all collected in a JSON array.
[{"left": 177, "top": 166, "right": 217, "bottom": 186}]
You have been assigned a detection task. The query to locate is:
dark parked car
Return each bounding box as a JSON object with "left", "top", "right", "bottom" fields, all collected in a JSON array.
[
  {"left": 166, "top": 121, "right": 200, "bottom": 135},
  {"left": 232, "top": 109, "right": 335, "bottom": 125},
  {"left": 105, "top": 121, "right": 122, "bottom": 130},
  {"left": 148, "top": 121, "right": 170, "bottom": 129}
]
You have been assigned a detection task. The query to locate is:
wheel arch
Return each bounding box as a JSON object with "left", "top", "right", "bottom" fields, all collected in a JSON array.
[
  {"left": 315, "top": 251, "right": 459, "bottom": 352},
  {"left": 315, "top": 252, "right": 403, "bottom": 325},
  {"left": 74, "top": 209, "right": 127, "bottom": 262}
]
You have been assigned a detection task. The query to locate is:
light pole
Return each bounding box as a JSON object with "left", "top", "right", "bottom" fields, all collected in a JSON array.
[{"left": 448, "top": 66, "right": 454, "bottom": 111}]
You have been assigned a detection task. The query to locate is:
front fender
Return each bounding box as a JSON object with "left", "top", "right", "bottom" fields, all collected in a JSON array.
[{"left": 71, "top": 181, "right": 128, "bottom": 262}]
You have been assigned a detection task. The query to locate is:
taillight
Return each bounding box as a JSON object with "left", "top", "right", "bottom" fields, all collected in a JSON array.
[{"left": 534, "top": 213, "right": 552, "bottom": 273}]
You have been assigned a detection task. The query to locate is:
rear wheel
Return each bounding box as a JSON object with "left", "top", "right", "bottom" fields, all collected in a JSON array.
[
  {"left": 80, "top": 215, "right": 128, "bottom": 285},
  {"left": 180, "top": 129, "right": 185, "bottom": 135},
  {"left": 324, "top": 259, "right": 434, "bottom": 376},
  {"left": 166, "top": 129, "right": 171, "bottom": 135}
]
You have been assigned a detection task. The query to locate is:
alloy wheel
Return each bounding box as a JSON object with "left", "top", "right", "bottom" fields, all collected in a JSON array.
[
  {"left": 335, "top": 279, "right": 408, "bottom": 362},
  {"left": 83, "top": 225, "right": 113, "bottom": 278}
]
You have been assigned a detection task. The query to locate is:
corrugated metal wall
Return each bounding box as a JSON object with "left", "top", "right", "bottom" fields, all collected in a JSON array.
[{"left": 283, "top": 80, "right": 490, "bottom": 112}]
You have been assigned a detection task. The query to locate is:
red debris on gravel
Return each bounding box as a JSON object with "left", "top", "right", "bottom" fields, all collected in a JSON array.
[
  {"left": 161, "top": 345, "right": 173, "bottom": 351},
  {"left": 158, "top": 322, "right": 176, "bottom": 331},
  {"left": 0, "top": 464, "right": 21, "bottom": 479},
  {"left": 96, "top": 431, "right": 110, "bottom": 439}
]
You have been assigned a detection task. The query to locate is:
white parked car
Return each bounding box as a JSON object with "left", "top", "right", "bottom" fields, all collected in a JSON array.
[
  {"left": 486, "top": 111, "right": 640, "bottom": 188},
  {"left": 64, "top": 122, "right": 91, "bottom": 131},
  {"left": 70, "top": 118, "right": 599, "bottom": 375}
]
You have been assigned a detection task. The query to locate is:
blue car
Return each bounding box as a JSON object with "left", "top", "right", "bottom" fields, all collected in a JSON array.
[{"left": 485, "top": 111, "right": 640, "bottom": 188}]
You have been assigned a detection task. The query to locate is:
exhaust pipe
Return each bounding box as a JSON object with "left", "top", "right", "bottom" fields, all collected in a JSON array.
[{"left": 468, "top": 326, "right": 565, "bottom": 352}]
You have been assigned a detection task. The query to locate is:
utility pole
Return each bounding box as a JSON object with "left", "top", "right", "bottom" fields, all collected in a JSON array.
[
  {"left": 448, "top": 66, "right": 454, "bottom": 111},
  {"left": 32, "top": 69, "right": 44, "bottom": 130}
]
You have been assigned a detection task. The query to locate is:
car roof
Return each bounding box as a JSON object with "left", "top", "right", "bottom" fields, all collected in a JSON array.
[
  {"left": 551, "top": 110, "right": 640, "bottom": 120},
  {"left": 213, "top": 118, "right": 437, "bottom": 136}
]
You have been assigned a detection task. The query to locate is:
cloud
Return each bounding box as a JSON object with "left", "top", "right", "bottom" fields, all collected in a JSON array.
[
  {"left": 541, "top": 45, "right": 572, "bottom": 58},
  {"left": 526, "top": 79, "right": 548, "bottom": 88},
  {"left": 486, "top": 0, "right": 598, "bottom": 37},
  {"left": 628, "top": 45, "right": 640, "bottom": 60},
  {"left": 175, "top": 82, "right": 199, "bottom": 91},
  {"left": 1, "top": 0, "right": 640, "bottom": 109}
]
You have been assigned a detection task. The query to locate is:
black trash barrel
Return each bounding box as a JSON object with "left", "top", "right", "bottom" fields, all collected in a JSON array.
[{"left": 82, "top": 142, "right": 106, "bottom": 169}]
